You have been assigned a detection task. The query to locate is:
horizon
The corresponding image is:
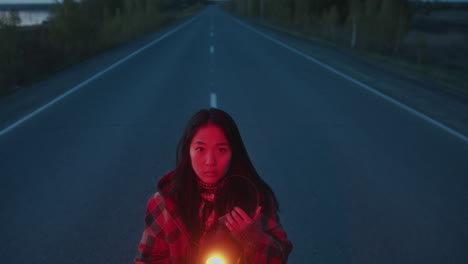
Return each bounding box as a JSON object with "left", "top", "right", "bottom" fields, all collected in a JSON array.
[
  {"left": 0, "top": 0, "right": 61, "bottom": 4},
  {"left": 2, "top": 0, "right": 468, "bottom": 4},
  {"left": 1, "top": 0, "right": 468, "bottom": 5}
]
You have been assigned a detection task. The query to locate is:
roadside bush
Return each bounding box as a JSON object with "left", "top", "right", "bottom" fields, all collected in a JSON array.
[
  {"left": 293, "top": 0, "right": 310, "bottom": 28},
  {"left": 345, "top": 0, "right": 410, "bottom": 54},
  {"left": 321, "top": 5, "right": 339, "bottom": 40},
  {"left": 49, "top": 0, "right": 99, "bottom": 63},
  {"left": 50, "top": 0, "right": 163, "bottom": 54},
  {"left": 266, "top": 0, "right": 292, "bottom": 23},
  {"left": 0, "top": 9, "right": 22, "bottom": 95}
]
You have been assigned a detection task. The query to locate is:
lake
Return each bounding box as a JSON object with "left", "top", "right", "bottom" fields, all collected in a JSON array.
[{"left": 0, "top": 9, "right": 50, "bottom": 26}]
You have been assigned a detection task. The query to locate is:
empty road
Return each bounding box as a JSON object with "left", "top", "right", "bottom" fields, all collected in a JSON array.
[{"left": 1, "top": 5, "right": 467, "bottom": 264}]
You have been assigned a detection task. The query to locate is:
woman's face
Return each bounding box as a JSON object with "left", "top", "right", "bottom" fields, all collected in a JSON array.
[{"left": 190, "top": 123, "right": 232, "bottom": 185}]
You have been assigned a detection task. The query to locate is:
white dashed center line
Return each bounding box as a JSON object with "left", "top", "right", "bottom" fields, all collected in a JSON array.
[{"left": 210, "top": 93, "right": 217, "bottom": 108}]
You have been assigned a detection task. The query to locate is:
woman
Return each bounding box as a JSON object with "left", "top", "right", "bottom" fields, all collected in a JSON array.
[{"left": 135, "top": 108, "right": 292, "bottom": 264}]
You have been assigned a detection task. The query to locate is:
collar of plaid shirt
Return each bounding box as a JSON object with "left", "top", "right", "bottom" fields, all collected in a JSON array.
[
  {"left": 198, "top": 178, "right": 218, "bottom": 242},
  {"left": 158, "top": 171, "right": 224, "bottom": 243}
]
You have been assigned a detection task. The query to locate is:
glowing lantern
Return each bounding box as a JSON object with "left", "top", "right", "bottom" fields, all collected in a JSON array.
[
  {"left": 199, "top": 226, "right": 241, "bottom": 264},
  {"left": 206, "top": 255, "right": 225, "bottom": 264}
]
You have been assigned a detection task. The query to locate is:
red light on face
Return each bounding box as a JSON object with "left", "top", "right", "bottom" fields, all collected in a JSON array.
[{"left": 190, "top": 124, "right": 232, "bottom": 185}]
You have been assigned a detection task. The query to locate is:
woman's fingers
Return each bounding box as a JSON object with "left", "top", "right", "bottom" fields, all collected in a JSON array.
[
  {"left": 224, "top": 207, "right": 260, "bottom": 232},
  {"left": 225, "top": 211, "right": 238, "bottom": 229},
  {"left": 233, "top": 207, "right": 249, "bottom": 222},
  {"left": 225, "top": 220, "right": 233, "bottom": 232},
  {"left": 232, "top": 207, "right": 246, "bottom": 222},
  {"left": 253, "top": 206, "right": 262, "bottom": 219}
]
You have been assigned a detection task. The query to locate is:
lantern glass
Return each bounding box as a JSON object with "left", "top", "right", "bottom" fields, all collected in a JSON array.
[{"left": 206, "top": 255, "right": 225, "bottom": 264}]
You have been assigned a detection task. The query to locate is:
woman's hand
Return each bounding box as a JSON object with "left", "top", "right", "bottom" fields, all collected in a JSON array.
[{"left": 224, "top": 206, "right": 262, "bottom": 233}]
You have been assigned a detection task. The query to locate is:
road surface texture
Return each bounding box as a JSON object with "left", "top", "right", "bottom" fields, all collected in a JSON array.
[{"left": 1, "top": 5, "right": 467, "bottom": 264}]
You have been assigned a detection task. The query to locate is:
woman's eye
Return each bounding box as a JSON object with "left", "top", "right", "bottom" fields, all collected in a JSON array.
[
  {"left": 219, "top": 148, "right": 227, "bottom": 153},
  {"left": 195, "top": 147, "right": 204, "bottom": 151}
]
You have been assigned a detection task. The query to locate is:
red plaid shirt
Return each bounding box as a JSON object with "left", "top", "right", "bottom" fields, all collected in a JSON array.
[{"left": 134, "top": 172, "right": 293, "bottom": 264}]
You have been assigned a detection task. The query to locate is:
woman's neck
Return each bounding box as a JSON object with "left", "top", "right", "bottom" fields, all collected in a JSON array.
[{"left": 197, "top": 178, "right": 218, "bottom": 189}]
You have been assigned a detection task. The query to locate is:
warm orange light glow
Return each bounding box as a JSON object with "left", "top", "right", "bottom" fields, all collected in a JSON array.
[{"left": 206, "top": 255, "right": 225, "bottom": 264}]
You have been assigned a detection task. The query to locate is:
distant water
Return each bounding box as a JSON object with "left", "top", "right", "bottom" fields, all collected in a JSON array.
[{"left": 0, "top": 10, "right": 50, "bottom": 26}]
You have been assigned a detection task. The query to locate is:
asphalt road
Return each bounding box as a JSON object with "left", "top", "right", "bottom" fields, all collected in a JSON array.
[{"left": 1, "top": 5, "right": 467, "bottom": 264}]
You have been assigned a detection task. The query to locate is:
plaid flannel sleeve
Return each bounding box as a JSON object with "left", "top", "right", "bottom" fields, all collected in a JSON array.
[
  {"left": 135, "top": 193, "right": 171, "bottom": 264},
  {"left": 233, "top": 209, "right": 293, "bottom": 264}
]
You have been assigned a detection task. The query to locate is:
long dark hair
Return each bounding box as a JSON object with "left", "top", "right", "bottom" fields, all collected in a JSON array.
[{"left": 160, "top": 108, "right": 279, "bottom": 241}]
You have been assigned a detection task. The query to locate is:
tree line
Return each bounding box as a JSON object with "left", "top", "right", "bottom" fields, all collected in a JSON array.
[
  {"left": 225, "top": 0, "right": 414, "bottom": 53},
  {"left": 225, "top": 0, "right": 468, "bottom": 56}
]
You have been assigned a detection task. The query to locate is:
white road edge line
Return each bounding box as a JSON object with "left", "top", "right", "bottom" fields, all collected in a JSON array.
[
  {"left": 0, "top": 12, "right": 203, "bottom": 138},
  {"left": 210, "top": 93, "right": 217, "bottom": 108},
  {"left": 233, "top": 18, "right": 468, "bottom": 143}
]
